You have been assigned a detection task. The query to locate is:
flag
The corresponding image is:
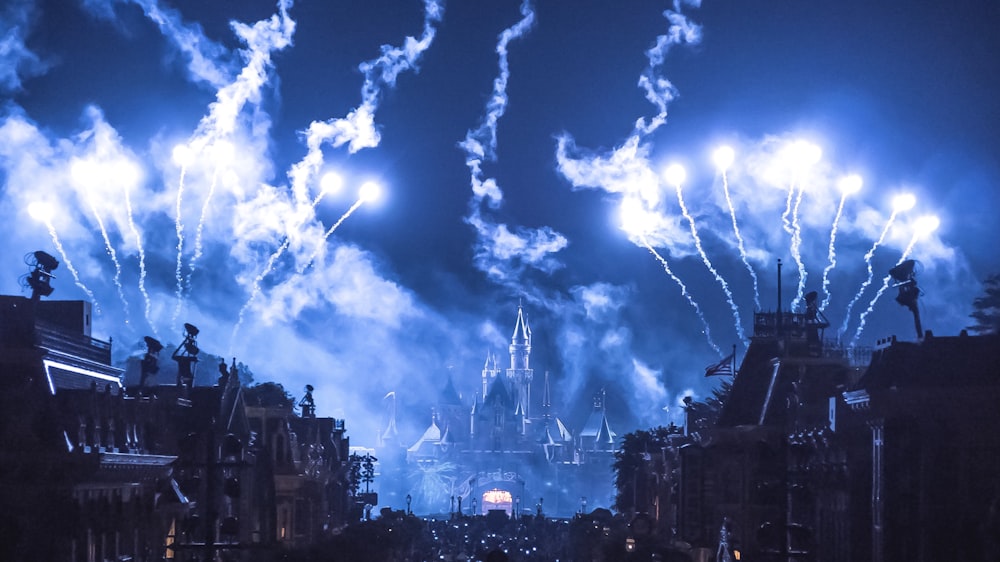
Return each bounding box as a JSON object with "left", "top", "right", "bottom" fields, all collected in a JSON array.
[{"left": 704, "top": 351, "right": 735, "bottom": 377}]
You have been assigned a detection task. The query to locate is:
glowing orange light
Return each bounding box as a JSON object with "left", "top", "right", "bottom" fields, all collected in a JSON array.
[{"left": 482, "top": 489, "right": 512, "bottom": 504}]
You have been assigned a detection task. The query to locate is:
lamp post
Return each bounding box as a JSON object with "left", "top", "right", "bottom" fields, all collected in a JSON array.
[{"left": 406, "top": 494, "right": 412, "bottom": 515}]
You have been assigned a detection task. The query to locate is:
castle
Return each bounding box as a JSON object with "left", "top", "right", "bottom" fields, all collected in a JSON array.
[{"left": 380, "top": 304, "right": 618, "bottom": 517}]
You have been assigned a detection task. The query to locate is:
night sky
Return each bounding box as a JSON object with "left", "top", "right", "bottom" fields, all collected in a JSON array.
[{"left": 2, "top": 0, "right": 998, "bottom": 446}]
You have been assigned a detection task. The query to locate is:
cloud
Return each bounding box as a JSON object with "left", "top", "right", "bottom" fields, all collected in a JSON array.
[
  {"left": 0, "top": 0, "right": 48, "bottom": 92},
  {"left": 84, "top": 0, "right": 235, "bottom": 88}
]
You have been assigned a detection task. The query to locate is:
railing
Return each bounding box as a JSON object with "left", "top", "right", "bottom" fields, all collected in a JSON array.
[{"left": 36, "top": 322, "right": 112, "bottom": 365}]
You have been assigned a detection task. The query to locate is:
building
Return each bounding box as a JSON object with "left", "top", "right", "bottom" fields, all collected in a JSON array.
[
  {"left": 675, "top": 286, "right": 1000, "bottom": 560},
  {"left": 395, "top": 303, "right": 618, "bottom": 517},
  {"left": 0, "top": 251, "right": 352, "bottom": 560}
]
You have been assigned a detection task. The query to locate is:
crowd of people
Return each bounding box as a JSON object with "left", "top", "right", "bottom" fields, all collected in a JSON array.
[{"left": 271, "top": 508, "right": 696, "bottom": 561}]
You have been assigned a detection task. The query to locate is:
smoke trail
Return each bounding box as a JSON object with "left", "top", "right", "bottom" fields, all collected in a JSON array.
[
  {"left": 123, "top": 183, "right": 156, "bottom": 336},
  {"left": 458, "top": 0, "right": 568, "bottom": 289},
  {"left": 634, "top": 3, "right": 702, "bottom": 135},
  {"left": 641, "top": 236, "right": 720, "bottom": 355},
  {"left": 720, "top": 168, "right": 760, "bottom": 311},
  {"left": 230, "top": 196, "right": 368, "bottom": 350},
  {"left": 139, "top": 0, "right": 295, "bottom": 328},
  {"left": 288, "top": 0, "right": 443, "bottom": 203},
  {"left": 850, "top": 223, "right": 933, "bottom": 346},
  {"left": 40, "top": 218, "right": 101, "bottom": 314},
  {"left": 789, "top": 184, "right": 807, "bottom": 310},
  {"left": 838, "top": 202, "right": 907, "bottom": 338},
  {"left": 109, "top": 0, "right": 234, "bottom": 88},
  {"left": 670, "top": 175, "right": 746, "bottom": 346},
  {"left": 171, "top": 162, "right": 187, "bottom": 327}
]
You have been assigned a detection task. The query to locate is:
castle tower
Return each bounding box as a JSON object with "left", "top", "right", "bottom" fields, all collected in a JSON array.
[
  {"left": 482, "top": 350, "right": 500, "bottom": 398},
  {"left": 507, "top": 303, "right": 533, "bottom": 420}
]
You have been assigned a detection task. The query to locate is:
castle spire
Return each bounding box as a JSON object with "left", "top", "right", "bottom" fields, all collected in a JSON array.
[
  {"left": 508, "top": 302, "right": 533, "bottom": 419},
  {"left": 542, "top": 371, "right": 552, "bottom": 420}
]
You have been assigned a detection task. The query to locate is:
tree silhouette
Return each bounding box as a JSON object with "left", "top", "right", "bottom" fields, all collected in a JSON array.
[
  {"left": 612, "top": 424, "right": 683, "bottom": 516},
  {"left": 684, "top": 379, "right": 733, "bottom": 433},
  {"left": 244, "top": 381, "right": 294, "bottom": 408}
]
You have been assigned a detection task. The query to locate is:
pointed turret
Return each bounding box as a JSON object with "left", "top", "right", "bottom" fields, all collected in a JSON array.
[
  {"left": 507, "top": 303, "right": 534, "bottom": 419},
  {"left": 579, "top": 389, "right": 616, "bottom": 451}
]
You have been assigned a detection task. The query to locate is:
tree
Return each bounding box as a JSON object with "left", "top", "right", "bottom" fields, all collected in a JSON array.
[
  {"left": 684, "top": 379, "right": 732, "bottom": 433},
  {"left": 244, "top": 381, "right": 294, "bottom": 408},
  {"left": 613, "top": 424, "right": 683, "bottom": 517},
  {"left": 968, "top": 273, "right": 1000, "bottom": 335}
]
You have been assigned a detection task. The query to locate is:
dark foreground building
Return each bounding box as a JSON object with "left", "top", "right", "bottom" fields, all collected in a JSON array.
[
  {"left": 676, "top": 303, "right": 1000, "bottom": 560},
  {"left": 0, "top": 253, "right": 351, "bottom": 561}
]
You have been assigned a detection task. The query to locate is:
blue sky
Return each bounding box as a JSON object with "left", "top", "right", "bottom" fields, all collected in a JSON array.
[{"left": 1, "top": 0, "right": 997, "bottom": 446}]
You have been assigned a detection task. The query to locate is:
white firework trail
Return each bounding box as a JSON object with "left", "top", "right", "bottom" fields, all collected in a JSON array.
[
  {"left": 670, "top": 171, "right": 746, "bottom": 346},
  {"left": 789, "top": 184, "right": 807, "bottom": 311},
  {"left": 641, "top": 236, "right": 720, "bottom": 355},
  {"left": 838, "top": 197, "right": 911, "bottom": 338},
  {"left": 781, "top": 185, "right": 795, "bottom": 235},
  {"left": 171, "top": 162, "right": 187, "bottom": 327},
  {"left": 850, "top": 217, "right": 937, "bottom": 346},
  {"left": 720, "top": 167, "right": 760, "bottom": 311},
  {"left": 85, "top": 189, "right": 131, "bottom": 325},
  {"left": 287, "top": 0, "right": 443, "bottom": 203},
  {"left": 185, "top": 166, "right": 219, "bottom": 291},
  {"left": 39, "top": 218, "right": 101, "bottom": 314},
  {"left": 229, "top": 189, "right": 333, "bottom": 346},
  {"left": 229, "top": 192, "right": 335, "bottom": 349},
  {"left": 230, "top": 194, "right": 370, "bottom": 350},
  {"left": 820, "top": 175, "right": 861, "bottom": 312},
  {"left": 300, "top": 198, "right": 366, "bottom": 273},
  {"left": 123, "top": 184, "right": 156, "bottom": 336}
]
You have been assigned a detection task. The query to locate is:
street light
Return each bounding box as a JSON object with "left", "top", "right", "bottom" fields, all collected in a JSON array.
[{"left": 406, "top": 494, "right": 412, "bottom": 515}]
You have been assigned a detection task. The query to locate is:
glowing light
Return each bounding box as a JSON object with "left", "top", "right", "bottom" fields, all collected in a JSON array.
[
  {"left": 320, "top": 171, "right": 344, "bottom": 195},
  {"left": 27, "top": 201, "right": 53, "bottom": 222},
  {"left": 482, "top": 489, "right": 512, "bottom": 504},
  {"left": 210, "top": 140, "right": 234, "bottom": 164},
  {"left": 172, "top": 143, "right": 194, "bottom": 167},
  {"left": 619, "top": 197, "right": 653, "bottom": 236},
  {"left": 359, "top": 181, "right": 381, "bottom": 203},
  {"left": 784, "top": 139, "right": 822, "bottom": 169},
  {"left": 838, "top": 174, "right": 863, "bottom": 195},
  {"left": 712, "top": 145, "right": 735, "bottom": 171},
  {"left": 892, "top": 193, "right": 916, "bottom": 212},
  {"left": 663, "top": 163, "right": 686, "bottom": 186},
  {"left": 914, "top": 214, "right": 940, "bottom": 236}
]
